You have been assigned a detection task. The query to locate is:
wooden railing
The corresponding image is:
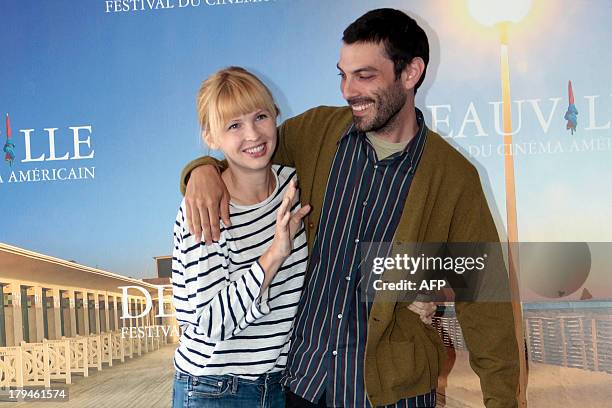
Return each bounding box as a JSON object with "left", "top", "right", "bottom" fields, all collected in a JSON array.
[
  {"left": 41, "top": 339, "right": 71, "bottom": 384},
  {"left": 433, "top": 313, "right": 612, "bottom": 373},
  {"left": 0, "top": 326, "right": 170, "bottom": 389},
  {"left": 111, "top": 331, "right": 125, "bottom": 363},
  {"left": 0, "top": 347, "right": 24, "bottom": 388},
  {"left": 19, "top": 341, "right": 51, "bottom": 387}
]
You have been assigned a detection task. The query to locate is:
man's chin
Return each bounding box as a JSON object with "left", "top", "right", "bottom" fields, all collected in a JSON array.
[{"left": 352, "top": 117, "right": 371, "bottom": 133}]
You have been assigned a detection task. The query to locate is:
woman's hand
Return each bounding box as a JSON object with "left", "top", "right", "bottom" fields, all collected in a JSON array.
[
  {"left": 259, "top": 180, "right": 311, "bottom": 292},
  {"left": 269, "top": 179, "right": 311, "bottom": 260}
]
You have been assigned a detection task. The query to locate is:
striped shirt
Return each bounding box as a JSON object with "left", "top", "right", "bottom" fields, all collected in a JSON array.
[
  {"left": 283, "top": 109, "right": 435, "bottom": 407},
  {"left": 172, "top": 165, "right": 308, "bottom": 379}
]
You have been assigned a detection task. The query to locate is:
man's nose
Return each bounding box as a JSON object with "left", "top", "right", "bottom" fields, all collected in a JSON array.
[{"left": 341, "top": 77, "right": 359, "bottom": 101}]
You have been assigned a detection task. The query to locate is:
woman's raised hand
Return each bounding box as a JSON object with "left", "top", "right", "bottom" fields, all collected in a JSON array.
[{"left": 270, "top": 179, "right": 311, "bottom": 260}]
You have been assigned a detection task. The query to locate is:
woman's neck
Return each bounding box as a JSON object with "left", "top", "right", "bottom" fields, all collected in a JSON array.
[{"left": 222, "top": 165, "right": 275, "bottom": 206}]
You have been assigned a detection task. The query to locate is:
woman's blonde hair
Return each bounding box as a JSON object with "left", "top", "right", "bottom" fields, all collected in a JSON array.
[{"left": 197, "top": 66, "right": 279, "bottom": 148}]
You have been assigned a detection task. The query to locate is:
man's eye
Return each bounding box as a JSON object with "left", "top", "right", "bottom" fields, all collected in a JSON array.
[
  {"left": 358, "top": 75, "right": 374, "bottom": 80},
  {"left": 337, "top": 72, "right": 346, "bottom": 78}
]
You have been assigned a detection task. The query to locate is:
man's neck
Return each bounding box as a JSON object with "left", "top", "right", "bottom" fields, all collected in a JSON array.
[{"left": 370, "top": 102, "right": 419, "bottom": 144}]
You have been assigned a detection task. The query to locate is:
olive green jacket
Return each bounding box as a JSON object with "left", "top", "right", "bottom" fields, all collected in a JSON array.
[{"left": 181, "top": 106, "right": 519, "bottom": 407}]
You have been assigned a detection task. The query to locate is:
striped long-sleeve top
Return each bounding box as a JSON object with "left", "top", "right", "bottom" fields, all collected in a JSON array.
[{"left": 172, "top": 165, "right": 308, "bottom": 378}]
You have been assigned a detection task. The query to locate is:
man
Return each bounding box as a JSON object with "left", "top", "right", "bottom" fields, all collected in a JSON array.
[{"left": 180, "top": 8, "right": 519, "bottom": 408}]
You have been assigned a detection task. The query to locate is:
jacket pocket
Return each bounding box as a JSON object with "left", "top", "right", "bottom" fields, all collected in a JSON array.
[
  {"left": 394, "top": 306, "right": 443, "bottom": 386},
  {"left": 384, "top": 338, "right": 423, "bottom": 390}
]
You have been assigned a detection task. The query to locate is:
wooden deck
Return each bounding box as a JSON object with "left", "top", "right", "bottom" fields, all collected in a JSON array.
[
  {"left": 12, "top": 344, "right": 609, "bottom": 407},
  {"left": 8, "top": 344, "right": 176, "bottom": 408}
]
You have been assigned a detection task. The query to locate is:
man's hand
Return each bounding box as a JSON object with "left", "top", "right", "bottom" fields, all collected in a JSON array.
[
  {"left": 407, "top": 301, "right": 437, "bottom": 325},
  {"left": 185, "top": 165, "right": 231, "bottom": 245}
]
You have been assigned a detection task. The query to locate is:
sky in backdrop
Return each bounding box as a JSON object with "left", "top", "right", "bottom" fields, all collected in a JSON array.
[{"left": 1, "top": 0, "right": 611, "bottom": 299}]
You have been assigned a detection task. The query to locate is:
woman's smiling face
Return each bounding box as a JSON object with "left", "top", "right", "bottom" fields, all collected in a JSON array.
[{"left": 218, "top": 108, "right": 277, "bottom": 174}]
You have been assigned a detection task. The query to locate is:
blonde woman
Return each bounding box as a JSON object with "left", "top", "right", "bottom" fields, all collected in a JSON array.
[{"left": 171, "top": 67, "right": 310, "bottom": 407}]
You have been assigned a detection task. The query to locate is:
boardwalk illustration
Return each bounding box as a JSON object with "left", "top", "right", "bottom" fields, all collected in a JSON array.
[{"left": 4, "top": 344, "right": 175, "bottom": 408}]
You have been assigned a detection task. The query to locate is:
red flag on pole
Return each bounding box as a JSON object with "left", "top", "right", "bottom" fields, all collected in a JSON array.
[
  {"left": 3, "top": 113, "right": 16, "bottom": 165},
  {"left": 564, "top": 81, "right": 578, "bottom": 134}
]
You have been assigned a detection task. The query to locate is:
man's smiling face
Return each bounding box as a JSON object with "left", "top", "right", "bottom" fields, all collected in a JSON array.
[{"left": 337, "top": 41, "right": 408, "bottom": 133}]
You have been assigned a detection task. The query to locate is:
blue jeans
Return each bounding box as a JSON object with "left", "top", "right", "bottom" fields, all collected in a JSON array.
[{"left": 172, "top": 370, "right": 285, "bottom": 408}]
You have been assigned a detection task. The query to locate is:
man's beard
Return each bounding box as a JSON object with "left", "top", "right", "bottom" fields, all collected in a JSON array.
[{"left": 350, "top": 82, "right": 407, "bottom": 134}]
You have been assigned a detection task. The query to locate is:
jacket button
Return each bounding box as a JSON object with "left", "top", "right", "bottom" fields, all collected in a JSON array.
[
  {"left": 308, "top": 222, "right": 314, "bottom": 229},
  {"left": 372, "top": 317, "right": 380, "bottom": 322}
]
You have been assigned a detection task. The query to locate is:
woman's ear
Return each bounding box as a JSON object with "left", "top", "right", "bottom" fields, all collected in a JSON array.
[{"left": 202, "top": 129, "right": 219, "bottom": 150}]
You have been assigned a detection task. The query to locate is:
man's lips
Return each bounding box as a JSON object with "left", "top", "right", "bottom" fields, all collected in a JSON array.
[{"left": 350, "top": 100, "right": 374, "bottom": 115}]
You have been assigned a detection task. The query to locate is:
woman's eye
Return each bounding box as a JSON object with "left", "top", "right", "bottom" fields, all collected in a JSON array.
[
  {"left": 228, "top": 123, "right": 240, "bottom": 130},
  {"left": 256, "top": 113, "right": 268, "bottom": 121}
]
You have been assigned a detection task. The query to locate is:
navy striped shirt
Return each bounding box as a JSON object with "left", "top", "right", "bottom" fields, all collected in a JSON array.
[{"left": 283, "top": 109, "right": 435, "bottom": 407}]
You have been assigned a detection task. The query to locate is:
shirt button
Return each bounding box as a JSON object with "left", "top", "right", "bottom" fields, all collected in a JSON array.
[
  {"left": 337, "top": 313, "right": 343, "bottom": 319},
  {"left": 374, "top": 165, "right": 378, "bottom": 169},
  {"left": 188, "top": 391, "right": 193, "bottom": 397},
  {"left": 362, "top": 201, "right": 367, "bottom": 206},
  {"left": 345, "top": 276, "right": 351, "bottom": 281},
  {"left": 355, "top": 239, "right": 360, "bottom": 243},
  {"left": 332, "top": 350, "right": 337, "bottom": 356}
]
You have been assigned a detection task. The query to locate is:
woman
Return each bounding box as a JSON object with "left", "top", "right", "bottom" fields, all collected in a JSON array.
[{"left": 171, "top": 67, "right": 310, "bottom": 407}]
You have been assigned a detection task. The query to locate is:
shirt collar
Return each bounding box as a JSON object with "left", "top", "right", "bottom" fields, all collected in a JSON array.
[{"left": 338, "top": 107, "right": 428, "bottom": 175}]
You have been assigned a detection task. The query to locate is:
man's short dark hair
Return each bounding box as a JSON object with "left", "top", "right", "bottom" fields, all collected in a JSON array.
[{"left": 342, "top": 8, "right": 429, "bottom": 93}]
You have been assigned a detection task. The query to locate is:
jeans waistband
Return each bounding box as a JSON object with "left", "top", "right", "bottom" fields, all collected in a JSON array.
[{"left": 174, "top": 370, "right": 283, "bottom": 385}]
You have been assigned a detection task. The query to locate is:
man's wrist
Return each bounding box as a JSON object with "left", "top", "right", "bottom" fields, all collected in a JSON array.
[{"left": 180, "top": 157, "right": 226, "bottom": 195}]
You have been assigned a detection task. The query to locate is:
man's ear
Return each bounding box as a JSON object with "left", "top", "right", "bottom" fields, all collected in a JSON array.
[{"left": 402, "top": 57, "right": 425, "bottom": 91}]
